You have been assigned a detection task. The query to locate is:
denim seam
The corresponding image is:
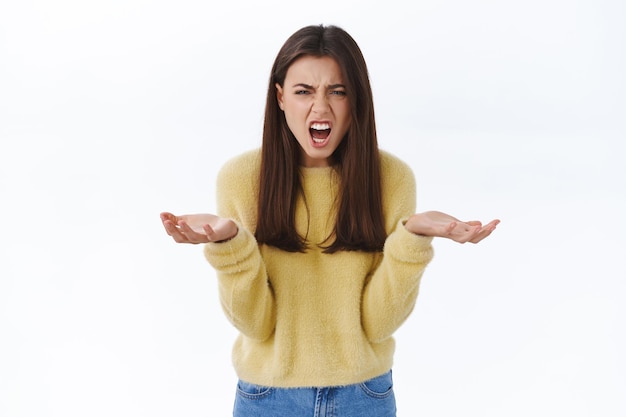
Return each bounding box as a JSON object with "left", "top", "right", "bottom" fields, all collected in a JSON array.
[
  {"left": 236, "top": 386, "right": 272, "bottom": 400},
  {"left": 358, "top": 383, "right": 393, "bottom": 399}
]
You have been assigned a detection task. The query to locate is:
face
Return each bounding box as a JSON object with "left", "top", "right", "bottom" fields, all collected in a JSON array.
[{"left": 276, "top": 55, "right": 352, "bottom": 167}]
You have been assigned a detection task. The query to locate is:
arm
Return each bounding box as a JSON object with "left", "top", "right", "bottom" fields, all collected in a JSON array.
[
  {"left": 361, "top": 154, "right": 499, "bottom": 342},
  {"left": 361, "top": 202, "right": 433, "bottom": 342},
  {"left": 360, "top": 162, "right": 434, "bottom": 342},
  {"left": 204, "top": 225, "right": 276, "bottom": 341},
  {"left": 204, "top": 152, "right": 276, "bottom": 341},
  {"left": 160, "top": 211, "right": 276, "bottom": 341},
  {"left": 160, "top": 151, "right": 276, "bottom": 341},
  {"left": 362, "top": 222, "right": 434, "bottom": 343}
]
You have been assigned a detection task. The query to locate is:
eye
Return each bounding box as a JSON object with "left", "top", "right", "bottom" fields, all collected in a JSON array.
[
  {"left": 295, "top": 90, "right": 311, "bottom": 95},
  {"left": 330, "top": 90, "right": 347, "bottom": 96}
]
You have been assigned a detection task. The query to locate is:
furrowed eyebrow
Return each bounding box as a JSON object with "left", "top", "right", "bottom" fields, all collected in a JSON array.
[{"left": 291, "top": 83, "right": 346, "bottom": 89}]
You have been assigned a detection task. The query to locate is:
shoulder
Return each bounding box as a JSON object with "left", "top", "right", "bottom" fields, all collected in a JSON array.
[
  {"left": 215, "top": 149, "right": 261, "bottom": 225},
  {"left": 217, "top": 148, "right": 261, "bottom": 188},
  {"left": 218, "top": 148, "right": 261, "bottom": 178},
  {"left": 216, "top": 149, "right": 261, "bottom": 202},
  {"left": 379, "top": 149, "right": 415, "bottom": 186},
  {"left": 379, "top": 150, "right": 417, "bottom": 227}
]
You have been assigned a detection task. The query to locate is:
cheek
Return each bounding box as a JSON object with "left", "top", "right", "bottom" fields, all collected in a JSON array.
[
  {"left": 283, "top": 115, "right": 307, "bottom": 143},
  {"left": 284, "top": 111, "right": 302, "bottom": 130},
  {"left": 284, "top": 104, "right": 309, "bottom": 130},
  {"left": 334, "top": 101, "right": 351, "bottom": 122},
  {"left": 338, "top": 106, "right": 352, "bottom": 130}
]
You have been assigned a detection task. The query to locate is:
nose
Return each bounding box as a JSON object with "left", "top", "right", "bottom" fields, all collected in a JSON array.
[{"left": 311, "top": 93, "right": 330, "bottom": 114}]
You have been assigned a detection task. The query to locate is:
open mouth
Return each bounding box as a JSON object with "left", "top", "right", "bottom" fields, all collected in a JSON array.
[{"left": 310, "top": 122, "right": 331, "bottom": 144}]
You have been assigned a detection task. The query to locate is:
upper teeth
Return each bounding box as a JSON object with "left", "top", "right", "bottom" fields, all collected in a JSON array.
[{"left": 311, "top": 123, "right": 330, "bottom": 130}]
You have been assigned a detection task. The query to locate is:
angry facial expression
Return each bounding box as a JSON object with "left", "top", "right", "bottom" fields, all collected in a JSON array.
[{"left": 276, "top": 55, "right": 352, "bottom": 167}]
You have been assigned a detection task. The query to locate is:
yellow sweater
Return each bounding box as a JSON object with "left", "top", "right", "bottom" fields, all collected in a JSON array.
[{"left": 203, "top": 149, "right": 434, "bottom": 388}]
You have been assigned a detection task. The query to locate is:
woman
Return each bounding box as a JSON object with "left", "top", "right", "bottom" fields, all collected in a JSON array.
[{"left": 161, "top": 24, "right": 499, "bottom": 417}]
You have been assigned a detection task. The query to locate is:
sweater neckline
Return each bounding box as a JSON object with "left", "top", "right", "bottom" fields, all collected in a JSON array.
[{"left": 299, "top": 165, "right": 336, "bottom": 174}]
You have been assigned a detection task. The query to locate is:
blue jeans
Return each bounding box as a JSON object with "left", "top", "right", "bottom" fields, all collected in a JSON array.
[{"left": 233, "top": 370, "right": 396, "bottom": 417}]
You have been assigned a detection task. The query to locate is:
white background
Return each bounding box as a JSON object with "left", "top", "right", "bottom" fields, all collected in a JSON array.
[{"left": 1, "top": 0, "right": 624, "bottom": 416}]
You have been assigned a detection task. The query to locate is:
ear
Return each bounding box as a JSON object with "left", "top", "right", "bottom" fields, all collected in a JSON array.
[{"left": 275, "top": 83, "right": 285, "bottom": 111}]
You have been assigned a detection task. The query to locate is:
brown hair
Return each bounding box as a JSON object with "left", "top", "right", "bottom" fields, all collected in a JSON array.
[{"left": 255, "top": 24, "right": 385, "bottom": 253}]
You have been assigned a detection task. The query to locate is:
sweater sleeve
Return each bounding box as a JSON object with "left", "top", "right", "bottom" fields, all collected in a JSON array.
[
  {"left": 204, "top": 227, "right": 276, "bottom": 341},
  {"left": 361, "top": 153, "right": 434, "bottom": 343},
  {"left": 203, "top": 151, "right": 276, "bottom": 341}
]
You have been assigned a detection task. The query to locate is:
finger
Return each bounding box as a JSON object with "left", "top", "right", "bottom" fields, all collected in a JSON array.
[
  {"left": 445, "top": 221, "right": 458, "bottom": 235},
  {"left": 178, "top": 221, "right": 209, "bottom": 243},
  {"left": 448, "top": 224, "right": 473, "bottom": 244},
  {"left": 452, "top": 224, "right": 482, "bottom": 244},
  {"left": 160, "top": 212, "right": 177, "bottom": 223},
  {"left": 162, "top": 219, "right": 181, "bottom": 237},
  {"left": 469, "top": 222, "right": 499, "bottom": 244},
  {"left": 469, "top": 229, "right": 493, "bottom": 244},
  {"left": 165, "top": 222, "right": 191, "bottom": 243},
  {"left": 159, "top": 212, "right": 177, "bottom": 229},
  {"left": 485, "top": 219, "right": 501, "bottom": 228},
  {"left": 203, "top": 224, "right": 219, "bottom": 241},
  {"left": 466, "top": 220, "right": 482, "bottom": 227}
]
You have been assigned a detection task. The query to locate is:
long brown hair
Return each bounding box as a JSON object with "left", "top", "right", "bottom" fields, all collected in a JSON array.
[{"left": 255, "top": 24, "right": 385, "bottom": 253}]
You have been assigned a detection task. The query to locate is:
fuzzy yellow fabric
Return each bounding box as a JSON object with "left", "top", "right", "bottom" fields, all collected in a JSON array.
[{"left": 204, "top": 149, "right": 434, "bottom": 388}]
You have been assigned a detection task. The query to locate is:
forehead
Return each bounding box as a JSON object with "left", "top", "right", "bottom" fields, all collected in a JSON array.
[{"left": 285, "top": 55, "right": 344, "bottom": 84}]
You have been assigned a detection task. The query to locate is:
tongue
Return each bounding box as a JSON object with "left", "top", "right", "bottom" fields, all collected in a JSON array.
[{"left": 311, "top": 129, "right": 330, "bottom": 140}]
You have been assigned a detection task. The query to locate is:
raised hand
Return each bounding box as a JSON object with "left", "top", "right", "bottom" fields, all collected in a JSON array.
[
  {"left": 160, "top": 212, "right": 238, "bottom": 244},
  {"left": 405, "top": 210, "right": 499, "bottom": 244}
]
